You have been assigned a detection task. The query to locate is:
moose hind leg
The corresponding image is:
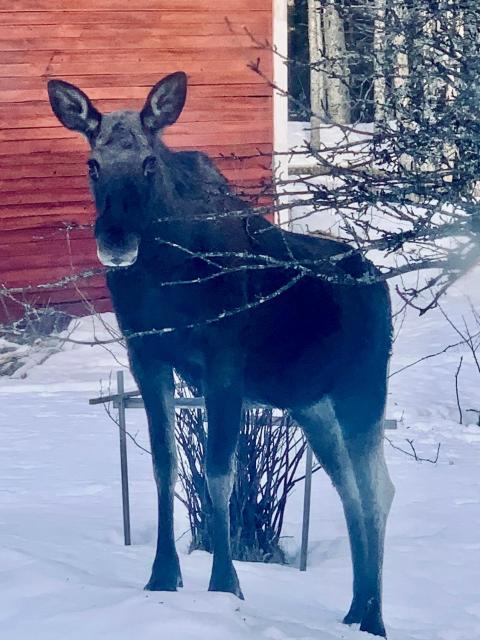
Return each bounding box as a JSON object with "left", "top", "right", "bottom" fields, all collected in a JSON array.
[
  {"left": 348, "top": 439, "right": 394, "bottom": 637},
  {"left": 205, "top": 385, "right": 244, "bottom": 599},
  {"left": 129, "top": 358, "right": 182, "bottom": 591},
  {"left": 334, "top": 376, "right": 394, "bottom": 638},
  {"left": 292, "top": 398, "right": 368, "bottom": 626}
]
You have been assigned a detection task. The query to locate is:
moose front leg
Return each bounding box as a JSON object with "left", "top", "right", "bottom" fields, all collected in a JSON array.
[
  {"left": 128, "top": 355, "right": 182, "bottom": 591},
  {"left": 205, "top": 382, "right": 243, "bottom": 599}
]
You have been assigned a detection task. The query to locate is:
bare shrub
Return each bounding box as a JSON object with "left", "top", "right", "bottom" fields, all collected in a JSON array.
[{"left": 175, "top": 384, "right": 309, "bottom": 563}]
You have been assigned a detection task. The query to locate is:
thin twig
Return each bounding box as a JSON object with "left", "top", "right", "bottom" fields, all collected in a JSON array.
[
  {"left": 455, "top": 356, "right": 464, "bottom": 424},
  {"left": 385, "top": 435, "right": 441, "bottom": 463}
]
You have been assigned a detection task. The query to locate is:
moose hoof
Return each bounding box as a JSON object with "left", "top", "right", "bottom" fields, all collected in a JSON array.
[
  {"left": 208, "top": 582, "right": 245, "bottom": 600},
  {"left": 144, "top": 575, "right": 183, "bottom": 591},
  {"left": 343, "top": 609, "right": 362, "bottom": 625},
  {"left": 208, "top": 566, "right": 244, "bottom": 600},
  {"left": 343, "top": 596, "right": 366, "bottom": 625},
  {"left": 359, "top": 598, "right": 387, "bottom": 638},
  {"left": 145, "top": 553, "right": 183, "bottom": 591}
]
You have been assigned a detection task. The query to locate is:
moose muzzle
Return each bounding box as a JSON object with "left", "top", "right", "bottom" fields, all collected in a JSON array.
[{"left": 95, "top": 227, "right": 140, "bottom": 268}]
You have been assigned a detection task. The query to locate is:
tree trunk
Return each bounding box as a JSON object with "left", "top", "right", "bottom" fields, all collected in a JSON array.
[
  {"left": 308, "top": 0, "right": 327, "bottom": 150},
  {"left": 373, "top": 0, "right": 387, "bottom": 126},
  {"left": 323, "top": 0, "right": 351, "bottom": 124},
  {"left": 392, "top": 1, "right": 410, "bottom": 119}
]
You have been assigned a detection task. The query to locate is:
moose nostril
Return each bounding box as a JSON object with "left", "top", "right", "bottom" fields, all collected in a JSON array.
[
  {"left": 87, "top": 159, "right": 100, "bottom": 180},
  {"left": 143, "top": 155, "right": 157, "bottom": 176}
]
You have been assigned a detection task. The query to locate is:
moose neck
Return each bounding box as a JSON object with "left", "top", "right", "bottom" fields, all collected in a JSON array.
[
  {"left": 142, "top": 142, "right": 247, "bottom": 249},
  {"left": 148, "top": 142, "right": 185, "bottom": 220},
  {"left": 151, "top": 140, "right": 247, "bottom": 218}
]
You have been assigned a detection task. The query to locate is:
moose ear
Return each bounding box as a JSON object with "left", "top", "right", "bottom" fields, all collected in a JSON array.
[
  {"left": 140, "top": 72, "right": 187, "bottom": 133},
  {"left": 47, "top": 79, "right": 101, "bottom": 139}
]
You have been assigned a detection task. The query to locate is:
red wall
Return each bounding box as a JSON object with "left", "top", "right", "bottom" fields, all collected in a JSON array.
[{"left": 0, "top": 1, "right": 273, "bottom": 321}]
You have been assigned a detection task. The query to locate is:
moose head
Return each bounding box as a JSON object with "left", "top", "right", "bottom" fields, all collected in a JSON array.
[{"left": 48, "top": 73, "right": 187, "bottom": 267}]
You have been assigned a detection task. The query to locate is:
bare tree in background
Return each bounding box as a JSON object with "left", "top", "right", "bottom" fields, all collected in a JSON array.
[
  {"left": 323, "top": 0, "right": 351, "bottom": 124},
  {"left": 307, "top": 0, "right": 328, "bottom": 149},
  {"left": 307, "top": 0, "right": 350, "bottom": 149}
]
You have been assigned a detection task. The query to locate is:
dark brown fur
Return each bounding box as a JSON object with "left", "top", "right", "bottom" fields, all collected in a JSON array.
[{"left": 48, "top": 73, "right": 394, "bottom": 637}]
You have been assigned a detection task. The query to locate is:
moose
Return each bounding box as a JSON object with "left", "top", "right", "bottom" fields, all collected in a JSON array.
[{"left": 48, "top": 72, "right": 394, "bottom": 637}]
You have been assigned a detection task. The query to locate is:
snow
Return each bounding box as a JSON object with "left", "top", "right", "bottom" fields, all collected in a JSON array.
[
  {"left": 288, "top": 120, "right": 373, "bottom": 171},
  {"left": 1, "top": 269, "right": 480, "bottom": 640}
]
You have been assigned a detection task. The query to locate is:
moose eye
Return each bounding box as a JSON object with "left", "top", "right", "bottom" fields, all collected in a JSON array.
[
  {"left": 143, "top": 155, "right": 157, "bottom": 176},
  {"left": 87, "top": 159, "right": 100, "bottom": 180}
]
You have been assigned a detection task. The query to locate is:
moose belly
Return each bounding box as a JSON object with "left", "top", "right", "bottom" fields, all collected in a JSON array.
[
  {"left": 243, "top": 312, "right": 344, "bottom": 409},
  {"left": 241, "top": 276, "right": 389, "bottom": 409}
]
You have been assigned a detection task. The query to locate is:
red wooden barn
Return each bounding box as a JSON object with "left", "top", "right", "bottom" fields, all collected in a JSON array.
[{"left": 0, "top": 0, "right": 288, "bottom": 322}]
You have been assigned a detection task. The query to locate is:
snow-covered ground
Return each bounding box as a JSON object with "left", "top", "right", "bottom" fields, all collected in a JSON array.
[{"left": 1, "top": 262, "right": 480, "bottom": 640}]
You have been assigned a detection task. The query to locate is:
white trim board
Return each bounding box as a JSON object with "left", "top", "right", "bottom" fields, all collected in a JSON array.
[{"left": 272, "top": 0, "right": 290, "bottom": 228}]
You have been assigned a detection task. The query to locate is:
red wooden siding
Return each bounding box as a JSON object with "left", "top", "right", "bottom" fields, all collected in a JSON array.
[{"left": 0, "top": 1, "right": 273, "bottom": 321}]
